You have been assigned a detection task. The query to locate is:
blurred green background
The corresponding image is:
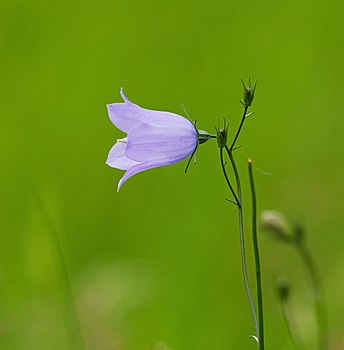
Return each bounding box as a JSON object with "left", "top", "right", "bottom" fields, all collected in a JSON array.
[{"left": 1, "top": 0, "right": 344, "bottom": 349}]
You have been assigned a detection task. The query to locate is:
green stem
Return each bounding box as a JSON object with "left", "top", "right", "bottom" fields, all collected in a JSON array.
[
  {"left": 297, "top": 243, "right": 327, "bottom": 350},
  {"left": 248, "top": 159, "right": 265, "bottom": 349},
  {"left": 30, "top": 185, "right": 84, "bottom": 350},
  {"left": 220, "top": 148, "right": 240, "bottom": 205},
  {"left": 225, "top": 146, "right": 259, "bottom": 339},
  {"left": 229, "top": 105, "right": 249, "bottom": 151},
  {"left": 280, "top": 299, "right": 306, "bottom": 350}
]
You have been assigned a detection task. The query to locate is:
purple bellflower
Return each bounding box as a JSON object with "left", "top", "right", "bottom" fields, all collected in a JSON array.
[{"left": 106, "top": 89, "right": 214, "bottom": 191}]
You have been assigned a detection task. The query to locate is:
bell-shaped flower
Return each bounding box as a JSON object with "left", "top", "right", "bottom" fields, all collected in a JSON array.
[{"left": 106, "top": 89, "right": 213, "bottom": 191}]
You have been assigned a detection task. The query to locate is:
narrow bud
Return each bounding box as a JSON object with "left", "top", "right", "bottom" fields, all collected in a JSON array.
[
  {"left": 276, "top": 277, "right": 290, "bottom": 301},
  {"left": 293, "top": 222, "right": 305, "bottom": 245},
  {"left": 215, "top": 120, "right": 229, "bottom": 149},
  {"left": 260, "top": 210, "right": 290, "bottom": 242},
  {"left": 241, "top": 78, "right": 257, "bottom": 107}
]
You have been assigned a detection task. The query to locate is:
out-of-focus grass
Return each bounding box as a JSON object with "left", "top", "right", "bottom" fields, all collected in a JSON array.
[{"left": 1, "top": 1, "right": 344, "bottom": 349}]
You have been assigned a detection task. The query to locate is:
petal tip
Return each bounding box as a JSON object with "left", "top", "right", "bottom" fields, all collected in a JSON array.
[
  {"left": 120, "top": 88, "right": 131, "bottom": 104},
  {"left": 117, "top": 178, "right": 124, "bottom": 191}
]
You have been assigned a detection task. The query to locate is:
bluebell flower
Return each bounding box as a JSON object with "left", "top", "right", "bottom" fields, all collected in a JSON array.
[{"left": 106, "top": 89, "right": 212, "bottom": 190}]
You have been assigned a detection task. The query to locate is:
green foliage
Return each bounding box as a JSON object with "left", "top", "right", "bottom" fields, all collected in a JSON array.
[{"left": 1, "top": 1, "right": 344, "bottom": 349}]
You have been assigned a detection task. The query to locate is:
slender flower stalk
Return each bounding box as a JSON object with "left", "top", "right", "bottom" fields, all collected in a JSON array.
[
  {"left": 229, "top": 78, "right": 256, "bottom": 151},
  {"left": 229, "top": 105, "right": 248, "bottom": 151},
  {"left": 248, "top": 159, "right": 265, "bottom": 350},
  {"left": 219, "top": 147, "right": 239, "bottom": 206},
  {"left": 218, "top": 80, "right": 260, "bottom": 343},
  {"left": 225, "top": 147, "right": 259, "bottom": 339},
  {"left": 296, "top": 241, "right": 328, "bottom": 350},
  {"left": 281, "top": 301, "right": 306, "bottom": 350},
  {"left": 277, "top": 278, "right": 306, "bottom": 350}
]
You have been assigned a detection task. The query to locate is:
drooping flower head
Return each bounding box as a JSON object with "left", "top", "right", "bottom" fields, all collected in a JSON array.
[{"left": 106, "top": 89, "right": 213, "bottom": 191}]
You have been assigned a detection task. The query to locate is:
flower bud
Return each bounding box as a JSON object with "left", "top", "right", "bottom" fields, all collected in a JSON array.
[
  {"left": 215, "top": 120, "right": 229, "bottom": 149},
  {"left": 276, "top": 277, "right": 290, "bottom": 301},
  {"left": 260, "top": 210, "right": 290, "bottom": 242},
  {"left": 293, "top": 222, "right": 305, "bottom": 245},
  {"left": 241, "top": 78, "right": 257, "bottom": 107}
]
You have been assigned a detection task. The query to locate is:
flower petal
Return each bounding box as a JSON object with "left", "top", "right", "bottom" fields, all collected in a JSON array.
[
  {"left": 117, "top": 159, "right": 178, "bottom": 191},
  {"left": 106, "top": 141, "right": 141, "bottom": 170},
  {"left": 107, "top": 88, "right": 193, "bottom": 133},
  {"left": 125, "top": 124, "right": 197, "bottom": 162}
]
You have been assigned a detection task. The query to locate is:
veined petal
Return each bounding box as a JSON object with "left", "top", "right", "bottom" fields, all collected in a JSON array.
[
  {"left": 107, "top": 88, "right": 193, "bottom": 133},
  {"left": 117, "top": 158, "right": 179, "bottom": 191},
  {"left": 126, "top": 124, "right": 197, "bottom": 162},
  {"left": 106, "top": 141, "right": 141, "bottom": 170}
]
